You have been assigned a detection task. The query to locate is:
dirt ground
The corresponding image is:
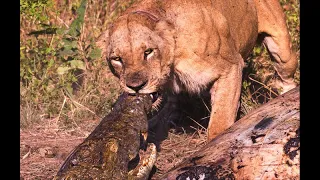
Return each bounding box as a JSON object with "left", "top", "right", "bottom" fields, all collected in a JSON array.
[{"left": 20, "top": 115, "right": 208, "bottom": 180}]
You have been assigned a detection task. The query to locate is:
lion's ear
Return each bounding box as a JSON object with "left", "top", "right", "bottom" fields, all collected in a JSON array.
[{"left": 96, "top": 30, "right": 110, "bottom": 60}]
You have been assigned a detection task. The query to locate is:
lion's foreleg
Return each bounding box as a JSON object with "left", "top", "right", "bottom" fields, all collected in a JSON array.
[{"left": 207, "top": 64, "right": 242, "bottom": 141}]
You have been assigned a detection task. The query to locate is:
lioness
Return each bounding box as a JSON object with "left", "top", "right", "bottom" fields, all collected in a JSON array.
[{"left": 97, "top": 0, "right": 298, "bottom": 141}]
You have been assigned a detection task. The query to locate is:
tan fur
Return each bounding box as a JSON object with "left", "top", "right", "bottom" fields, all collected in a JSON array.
[{"left": 97, "top": 0, "right": 298, "bottom": 140}]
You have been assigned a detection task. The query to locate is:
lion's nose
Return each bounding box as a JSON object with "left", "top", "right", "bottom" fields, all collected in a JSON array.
[{"left": 126, "top": 80, "right": 147, "bottom": 92}]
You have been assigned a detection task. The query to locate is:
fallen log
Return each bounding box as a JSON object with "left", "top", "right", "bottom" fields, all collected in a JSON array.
[{"left": 160, "top": 86, "right": 300, "bottom": 180}]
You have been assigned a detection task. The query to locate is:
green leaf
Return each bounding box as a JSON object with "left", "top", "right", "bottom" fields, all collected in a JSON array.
[
  {"left": 56, "top": 28, "right": 67, "bottom": 35},
  {"left": 20, "top": 69, "right": 25, "bottom": 77},
  {"left": 59, "top": 48, "right": 76, "bottom": 57},
  {"left": 20, "top": 51, "right": 26, "bottom": 59},
  {"left": 48, "top": 59, "right": 54, "bottom": 68},
  {"left": 88, "top": 48, "right": 102, "bottom": 60},
  {"left": 45, "top": 47, "right": 52, "bottom": 54},
  {"left": 69, "top": 60, "right": 85, "bottom": 70},
  {"left": 70, "top": 41, "right": 78, "bottom": 49},
  {"left": 62, "top": 39, "right": 77, "bottom": 49},
  {"left": 243, "top": 81, "right": 251, "bottom": 89},
  {"left": 57, "top": 66, "right": 71, "bottom": 75},
  {"left": 66, "top": 0, "right": 87, "bottom": 37},
  {"left": 65, "top": 84, "right": 73, "bottom": 96},
  {"left": 71, "top": 76, "right": 78, "bottom": 82},
  {"left": 253, "top": 47, "right": 261, "bottom": 55},
  {"left": 27, "top": 67, "right": 34, "bottom": 75}
]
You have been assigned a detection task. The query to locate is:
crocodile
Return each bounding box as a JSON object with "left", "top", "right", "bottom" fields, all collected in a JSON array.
[{"left": 54, "top": 93, "right": 157, "bottom": 180}]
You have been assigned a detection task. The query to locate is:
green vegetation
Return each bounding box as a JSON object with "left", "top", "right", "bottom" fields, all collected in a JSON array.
[{"left": 20, "top": 0, "right": 300, "bottom": 127}]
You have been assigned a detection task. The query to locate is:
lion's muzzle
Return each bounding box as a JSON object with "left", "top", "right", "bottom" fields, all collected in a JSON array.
[{"left": 125, "top": 72, "right": 149, "bottom": 93}]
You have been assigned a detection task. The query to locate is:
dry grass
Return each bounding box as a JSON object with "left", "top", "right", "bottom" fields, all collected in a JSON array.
[
  {"left": 20, "top": 117, "right": 101, "bottom": 179},
  {"left": 152, "top": 128, "right": 207, "bottom": 179}
]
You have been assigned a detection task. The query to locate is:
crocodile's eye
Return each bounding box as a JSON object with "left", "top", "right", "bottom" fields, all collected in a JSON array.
[{"left": 144, "top": 48, "right": 154, "bottom": 60}]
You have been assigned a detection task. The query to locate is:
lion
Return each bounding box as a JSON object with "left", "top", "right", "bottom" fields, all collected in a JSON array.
[{"left": 97, "top": 0, "right": 298, "bottom": 141}]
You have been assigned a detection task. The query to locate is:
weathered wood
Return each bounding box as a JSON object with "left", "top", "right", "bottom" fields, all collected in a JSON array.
[{"left": 160, "top": 86, "right": 300, "bottom": 180}]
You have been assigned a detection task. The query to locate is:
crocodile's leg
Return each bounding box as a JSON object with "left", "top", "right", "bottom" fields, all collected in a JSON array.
[{"left": 128, "top": 143, "right": 157, "bottom": 180}]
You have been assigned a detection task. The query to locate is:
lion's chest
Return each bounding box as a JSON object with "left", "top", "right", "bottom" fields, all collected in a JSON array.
[{"left": 171, "top": 60, "right": 220, "bottom": 94}]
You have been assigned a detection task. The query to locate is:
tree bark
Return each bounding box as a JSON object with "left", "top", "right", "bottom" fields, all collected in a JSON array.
[{"left": 160, "top": 86, "right": 300, "bottom": 180}]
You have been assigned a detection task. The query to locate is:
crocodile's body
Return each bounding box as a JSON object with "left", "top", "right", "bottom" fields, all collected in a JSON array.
[{"left": 54, "top": 93, "right": 157, "bottom": 180}]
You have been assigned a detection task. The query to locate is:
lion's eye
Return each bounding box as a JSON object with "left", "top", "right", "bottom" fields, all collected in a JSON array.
[
  {"left": 144, "top": 48, "right": 153, "bottom": 55},
  {"left": 144, "top": 48, "right": 154, "bottom": 60},
  {"left": 109, "top": 56, "right": 122, "bottom": 67},
  {"left": 109, "top": 56, "right": 121, "bottom": 62}
]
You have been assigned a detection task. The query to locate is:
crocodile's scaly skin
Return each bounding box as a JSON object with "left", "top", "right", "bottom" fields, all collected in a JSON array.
[{"left": 54, "top": 93, "right": 157, "bottom": 180}]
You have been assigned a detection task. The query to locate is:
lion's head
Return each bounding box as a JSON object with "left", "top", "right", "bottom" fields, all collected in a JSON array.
[{"left": 97, "top": 11, "right": 175, "bottom": 102}]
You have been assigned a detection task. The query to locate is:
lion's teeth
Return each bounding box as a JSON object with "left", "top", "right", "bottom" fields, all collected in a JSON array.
[{"left": 150, "top": 94, "right": 153, "bottom": 99}]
